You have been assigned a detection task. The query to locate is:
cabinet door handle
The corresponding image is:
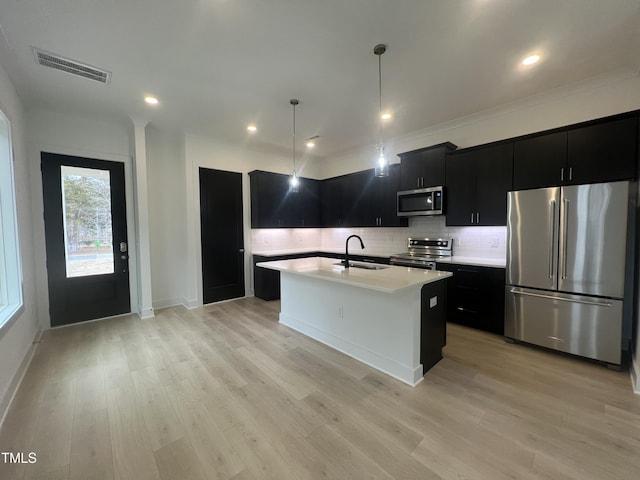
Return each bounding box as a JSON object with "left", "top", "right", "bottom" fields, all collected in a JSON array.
[
  {"left": 470, "top": 213, "right": 474, "bottom": 224},
  {"left": 569, "top": 167, "right": 573, "bottom": 181},
  {"left": 561, "top": 167, "right": 564, "bottom": 182},
  {"left": 476, "top": 212, "right": 480, "bottom": 224}
]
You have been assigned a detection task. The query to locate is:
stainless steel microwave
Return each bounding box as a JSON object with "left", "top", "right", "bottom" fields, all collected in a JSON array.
[{"left": 397, "top": 186, "right": 444, "bottom": 216}]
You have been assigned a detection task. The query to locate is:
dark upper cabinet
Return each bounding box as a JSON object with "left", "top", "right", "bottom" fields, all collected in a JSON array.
[
  {"left": 249, "top": 171, "right": 320, "bottom": 228},
  {"left": 320, "top": 173, "right": 362, "bottom": 227},
  {"left": 250, "top": 171, "right": 288, "bottom": 228},
  {"left": 288, "top": 177, "right": 320, "bottom": 227},
  {"left": 398, "top": 142, "right": 457, "bottom": 191},
  {"left": 360, "top": 164, "right": 408, "bottom": 227},
  {"left": 513, "top": 113, "right": 638, "bottom": 190},
  {"left": 444, "top": 152, "right": 476, "bottom": 226},
  {"left": 445, "top": 142, "right": 513, "bottom": 226},
  {"left": 513, "top": 132, "right": 567, "bottom": 190},
  {"left": 567, "top": 115, "right": 638, "bottom": 185}
]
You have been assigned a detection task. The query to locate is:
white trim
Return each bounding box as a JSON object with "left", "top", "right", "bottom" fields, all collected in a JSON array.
[
  {"left": 0, "top": 326, "right": 41, "bottom": 429},
  {"left": 182, "top": 297, "right": 199, "bottom": 309},
  {"left": 139, "top": 307, "right": 155, "bottom": 319},
  {"left": 152, "top": 297, "right": 184, "bottom": 310}
]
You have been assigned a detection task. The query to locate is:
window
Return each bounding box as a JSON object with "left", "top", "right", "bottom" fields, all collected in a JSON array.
[{"left": 0, "top": 109, "right": 23, "bottom": 330}]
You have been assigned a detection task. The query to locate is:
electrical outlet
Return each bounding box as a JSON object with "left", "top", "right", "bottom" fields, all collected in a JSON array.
[{"left": 491, "top": 237, "right": 499, "bottom": 248}]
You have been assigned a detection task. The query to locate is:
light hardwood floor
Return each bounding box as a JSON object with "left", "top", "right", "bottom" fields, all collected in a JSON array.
[{"left": 1, "top": 296, "right": 639, "bottom": 479}]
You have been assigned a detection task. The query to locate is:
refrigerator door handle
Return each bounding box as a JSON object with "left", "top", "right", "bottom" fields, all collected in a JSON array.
[
  {"left": 548, "top": 200, "right": 556, "bottom": 279},
  {"left": 509, "top": 288, "right": 613, "bottom": 307},
  {"left": 562, "top": 198, "right": 570, "bottom": 279}
]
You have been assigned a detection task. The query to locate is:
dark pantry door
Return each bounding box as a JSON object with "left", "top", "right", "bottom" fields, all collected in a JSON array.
[
  {"left": 41, "top": 152, "right": 130, "bottom": 327},
  {"left": 199, "top": 167, "right": 245, "bottom": 304}
]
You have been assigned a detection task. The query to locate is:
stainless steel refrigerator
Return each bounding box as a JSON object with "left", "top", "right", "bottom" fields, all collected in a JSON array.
[{"left": 505, "top": 181, "right": 630, "bottom": 366}]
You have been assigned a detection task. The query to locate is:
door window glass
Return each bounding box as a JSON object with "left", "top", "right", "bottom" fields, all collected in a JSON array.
[{"left": 60, "top": 166, "right": 114, "bottom": 277}]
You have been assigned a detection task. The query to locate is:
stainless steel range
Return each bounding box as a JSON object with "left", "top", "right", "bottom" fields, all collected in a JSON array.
[{"left": 390, "top": 238, "right": 452, "bottom": 270}]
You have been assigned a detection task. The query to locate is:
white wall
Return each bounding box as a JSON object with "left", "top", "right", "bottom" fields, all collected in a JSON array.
[
  {"left": 26, "top": 109, "right": 136, "bottom": 327},
  {"left": 321, "top": 70, "right": 640, "bottom": 177},
  {"left": 146, "top": 125, "right": 187, "bottom": 309},
  {"left": 183, "top": 134, "right": 323, "bottom": 304},
  {"left": 0, "top": 62, "right": 41, "bottom": 420}
]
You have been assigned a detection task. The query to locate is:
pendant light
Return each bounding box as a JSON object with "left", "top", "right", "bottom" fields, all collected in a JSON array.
[
  {"left": 289, "top": 98, "right": 300, "bottom": 192},
  {"left": 374, "top": 43, "right": 389, "bottom": 177}
]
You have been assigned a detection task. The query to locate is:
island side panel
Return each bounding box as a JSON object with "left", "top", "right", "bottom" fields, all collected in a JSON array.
[
  {"left": 278, "top": 271, "right": 424, "bottom": 385},
  {"left": 420, "top": 280, "right": 447, "bottom": 373}
]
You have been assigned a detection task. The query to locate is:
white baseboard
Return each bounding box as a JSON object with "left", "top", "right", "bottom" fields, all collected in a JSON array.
[
  {"left": 182, "top": 297, "right": 199, "bottom": 309},
  {"left": 139, "top": 307, "right": 155, "bottom": 319},
  {"left": 0, "top": 327, "right": 42, "bottom": 429},
  {"left": 152, "top": 298, "right": 183, "bottom": 310}
]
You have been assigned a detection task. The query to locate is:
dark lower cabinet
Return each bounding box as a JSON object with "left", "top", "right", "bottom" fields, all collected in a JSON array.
[{"left": 436, "top": 263, "right": 505, "bottom": 335}]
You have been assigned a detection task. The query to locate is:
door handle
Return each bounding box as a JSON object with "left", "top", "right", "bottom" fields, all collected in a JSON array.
[
  {"left": 509, "top": 288, "right": 612, "bottom": 307},
  {"left": 239, "top": 249, "right": 245, "bottom": 253},
  {"left": 476, "top": 212, "right": 480, "bottom": 224},
  {"left": 562, "top": 198, "right": 569, "bottom": 280},
  {"left": 548, "top": 200, "right": 556, "bottom": 279},
  {"left": 470, "top": 213, "right": 474, "bottom": 224}
]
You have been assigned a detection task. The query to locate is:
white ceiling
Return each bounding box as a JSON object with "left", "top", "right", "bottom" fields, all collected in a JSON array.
[{"left": 0, "top": 0, "right": 639, "bottom": 158}]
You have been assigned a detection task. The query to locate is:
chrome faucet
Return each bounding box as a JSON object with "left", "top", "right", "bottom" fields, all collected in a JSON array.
[{"left": 344, "top": 234, "right": 365, "bottom": 268}]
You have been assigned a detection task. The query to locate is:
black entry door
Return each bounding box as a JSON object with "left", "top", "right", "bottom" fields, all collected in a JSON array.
[
  {"left": 41, "top": 152, "right": 130, "bottom": 326},
  {"left": 199, "top": 168, "right": 245, "bottom": 304}
]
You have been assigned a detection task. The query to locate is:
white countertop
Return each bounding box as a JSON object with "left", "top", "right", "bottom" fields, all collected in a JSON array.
[
  {"left": 257, "top": 257, "right": 452, "bottom": 294},
  {"left": 252, "top": 248, "right": 396, "bottom": 258},
  {"left": 253, "top": 249, "right": 505, "bottom": 268},
  {"left": 436, "top": 256, "right": 506, "bottom": 268}
]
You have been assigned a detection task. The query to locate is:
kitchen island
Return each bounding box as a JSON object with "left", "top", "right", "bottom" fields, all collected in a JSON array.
[{"left": 257, "top": 257, "right": 452, "bottom": 385}]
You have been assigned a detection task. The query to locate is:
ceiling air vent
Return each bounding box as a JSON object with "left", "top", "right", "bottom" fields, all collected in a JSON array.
[{"left": 33, "top": 48, "right": 111, "bottom": 84}]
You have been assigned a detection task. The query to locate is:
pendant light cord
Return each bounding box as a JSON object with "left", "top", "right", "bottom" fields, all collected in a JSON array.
[
  {"left": 378, "top": 51, "right": 383, "bottom": 148},
  {"left": 292, "top": 101, "right": 296, "bottom": 172}
]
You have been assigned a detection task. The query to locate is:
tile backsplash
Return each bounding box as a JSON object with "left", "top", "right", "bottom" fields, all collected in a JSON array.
[{"left": 251, "top": 216, "right": 506, "bottom": 259}]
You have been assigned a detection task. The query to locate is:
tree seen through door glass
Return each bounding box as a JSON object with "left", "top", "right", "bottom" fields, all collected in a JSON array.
[{"left": 60, "top": 166, "right": 114, "bottom": 277}]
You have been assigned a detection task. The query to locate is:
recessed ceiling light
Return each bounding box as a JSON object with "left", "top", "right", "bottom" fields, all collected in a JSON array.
[
  {"left": 144, "top": 96, "right": 159, "bottom": 105},
  {"left": 522, "top": 55, "right": 540, "bottom": 66},
  {"left": 381, "top": 112, "right": 392, "bottom": 120},
  {"left": 247, "top": 124, "right": 257, "bottom": 133}
]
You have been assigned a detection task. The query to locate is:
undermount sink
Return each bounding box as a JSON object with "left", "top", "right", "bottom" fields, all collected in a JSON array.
[{"left": 333, "top": 262, "right": 389, "bottom": 270}]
